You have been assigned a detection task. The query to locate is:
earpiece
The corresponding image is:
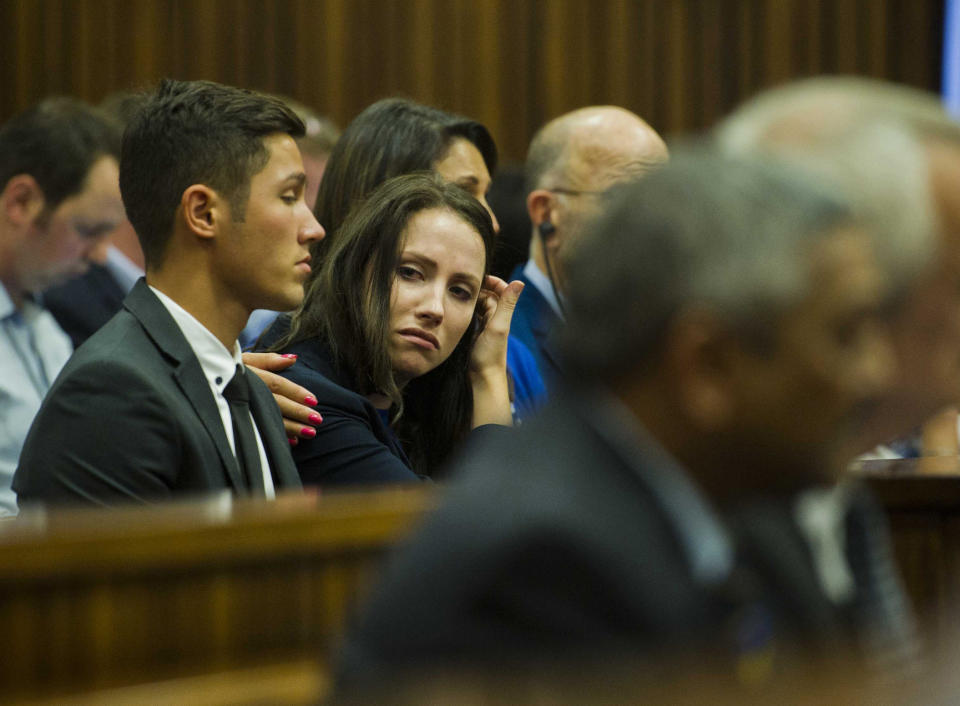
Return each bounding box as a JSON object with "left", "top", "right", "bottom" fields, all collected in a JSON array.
[{"left": 539, "top": 220, "right": 556, "bottom": 238}]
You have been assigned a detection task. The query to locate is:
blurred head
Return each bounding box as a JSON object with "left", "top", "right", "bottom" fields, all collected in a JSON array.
[
  {"left": 562, "top": 150, "right": 893, "bottom": 490},
  {"left": 525, "top": 106, "right": 668, "bottom": 294},
  {"left": 716, "top": 76, "right": 959, "bottom": 451},
  {"left": 314, "top": 97, "right": 499, "bottom": 253},
  {"left": 272, "top": 95, "right": 340, "bottom": 210},
  {"left": 0, "top": 98, "right": 124, "bottom": 300}
]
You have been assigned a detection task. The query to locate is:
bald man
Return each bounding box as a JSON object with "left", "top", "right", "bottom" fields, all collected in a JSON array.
[{"left": 509, "top": 107, "right": 668, "bottom": 401}]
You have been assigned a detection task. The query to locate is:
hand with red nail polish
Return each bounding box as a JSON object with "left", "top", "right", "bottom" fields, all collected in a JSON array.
[{"left": 240, "top": 351, "right": 321, "bottom": 441}]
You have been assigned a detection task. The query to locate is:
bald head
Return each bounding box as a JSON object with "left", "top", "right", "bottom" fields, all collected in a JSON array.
[
  {"left": 524, "top": 107, "right": 667, "bottom": 293},
  {"left": 526, "top": 106, "right": 668, "bottom": 194}
]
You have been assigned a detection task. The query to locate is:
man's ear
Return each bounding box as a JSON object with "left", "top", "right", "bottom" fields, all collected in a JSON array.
[
  {"left": 663, "top": 310, "right": 740, "bottom": 432},
  {"left": 1, "top": 175, "right": 46, "bottom": 227},
  {"left": 526, "top": 189, "right": 557, "bottom": 239},
  {"left": 180, "top": 184, "right": 223, "bottom": 240}
]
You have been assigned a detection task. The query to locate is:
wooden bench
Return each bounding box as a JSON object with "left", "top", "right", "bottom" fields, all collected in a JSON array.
[
  {"left": 857, "top": 457, "right": 960, "bottom": 638},
  {"left": 0, "top": 486, "right": 436, "bottom": 703}
]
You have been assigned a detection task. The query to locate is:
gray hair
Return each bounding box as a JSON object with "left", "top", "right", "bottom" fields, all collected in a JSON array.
[
  {"left": 561, "top": 149, "right": 854, "bottom": 381},
  {"left": 715, "top": 76, "right": 943, "bottom": 293}
]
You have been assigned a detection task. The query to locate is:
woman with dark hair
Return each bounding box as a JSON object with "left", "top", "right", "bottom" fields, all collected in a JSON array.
[
  {"left": 314, "top": 97, "right": 500, "bottom": 252},
  {"left": 268, "top": 173, "right": 521, "bottom": 484},
  {"left": 300, "top": 97, "right": 544, "bottom": 420}
]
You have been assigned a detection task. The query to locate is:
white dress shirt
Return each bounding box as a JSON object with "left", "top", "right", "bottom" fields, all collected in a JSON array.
[
  {"left": 0, "top": 283, "right": 73, "bottom": 516},
  {"left": 149, "top": 287, "right": 275, "bottom": 498}
]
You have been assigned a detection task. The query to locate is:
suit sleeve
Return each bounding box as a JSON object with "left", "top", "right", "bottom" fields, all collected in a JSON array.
[
  {"left": 291, "top": 397, "right": 420, "bottom": 486},
  {"left": 14, "top": 361, "right": 181, "bottom": 507}
]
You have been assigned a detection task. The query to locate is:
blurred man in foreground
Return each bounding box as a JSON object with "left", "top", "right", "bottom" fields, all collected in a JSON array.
[
  {"left": 717, "top": 77, "right": 960, "bottom": 460},
  {"left": 339, "top": 149, "right": 908, "bottom": 682}
]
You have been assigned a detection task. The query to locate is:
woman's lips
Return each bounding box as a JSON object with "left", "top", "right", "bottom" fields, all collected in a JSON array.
[{"left": 398, "top": 328, "right": 439, "bottom": 350}]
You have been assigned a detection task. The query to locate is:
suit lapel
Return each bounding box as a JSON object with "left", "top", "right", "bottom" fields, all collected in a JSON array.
[
  {"left": 522, "top": 279, "right": 563, "bottom": 374},
  {"left": 124, "top": 281, "right": 247, "bottom": 493}
]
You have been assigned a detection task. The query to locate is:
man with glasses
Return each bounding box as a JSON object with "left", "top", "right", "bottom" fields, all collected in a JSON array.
[{"left": 509, "top": 107, "right": 668, "bottom": 400}]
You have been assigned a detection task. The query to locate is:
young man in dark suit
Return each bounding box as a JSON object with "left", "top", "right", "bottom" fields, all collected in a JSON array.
[{"left": 14, "top": 80, "right": 324, "bottom": 507}]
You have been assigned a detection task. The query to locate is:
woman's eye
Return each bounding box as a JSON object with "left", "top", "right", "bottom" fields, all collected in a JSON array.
[
  {"left": 397, "top": 265, "right": 422, "bottom": 280},
  {"left": 450, "top": 286, "right": 473, "bottom": 301}
]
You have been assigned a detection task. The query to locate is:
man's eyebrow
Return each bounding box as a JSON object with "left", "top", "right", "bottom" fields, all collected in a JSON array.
[{"left": 76, "top": 220, "right": 118, "bottom": 238}]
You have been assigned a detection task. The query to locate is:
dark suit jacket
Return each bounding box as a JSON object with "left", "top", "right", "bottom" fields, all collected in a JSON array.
[
  {"left": 276, "top": 338, "right": 421, "bottom": 486},
  {"left": 727, "top": 487, "right": 917, "bottom": 660},
  {"left": 42, "top": 263, "right": 127, "bottom": 349},
  {"left": 507, "top": 263, "right": 562, "bottom": 388},
  {"left": 339, "top": 388, "right": 739, "bottom": 679},
  {"left": 13, "top": 280, "right": 300, "bottom": 507}
]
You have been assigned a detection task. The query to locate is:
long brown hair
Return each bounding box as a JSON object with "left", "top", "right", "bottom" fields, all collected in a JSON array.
[{"left": 274, "top": 173, "right": 496, "bottom": 475}]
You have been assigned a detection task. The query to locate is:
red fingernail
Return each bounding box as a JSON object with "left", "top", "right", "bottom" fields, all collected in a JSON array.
[
  {"left": 300, "top": 426, "right": 317, "bottom": 438},
  {"left": 288, "top": 437, "right": 299, "bottom": 446},
  {"left": 304, "top": 395, "right": 317, "bottom": 406},
  {"left": 308, "top": 413, "right": 323, "bottom": 424},
  {"left": 281, "top": 353, "right": 298, "bottom": 359}
]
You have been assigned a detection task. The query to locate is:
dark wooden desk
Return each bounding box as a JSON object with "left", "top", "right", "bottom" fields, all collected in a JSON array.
[
  {"left": 856, "top": 457, "right": 960, "bottom": 633},
  {"left": 0, "top": 487, "right": 436, "bottom": 702}
]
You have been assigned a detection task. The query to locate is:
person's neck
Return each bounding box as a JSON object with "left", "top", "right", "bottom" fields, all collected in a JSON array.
[
  {"left": 146, "top": 267, "right": 249, "bottom": 350},
  {"left": 0, "top": 237, "right": 25, "bottom": 310},
  {"left": 366, "top": 392, "right": 392, "bottom": 411},
  {"left": 0, "top": 275, "right": 24, "bottom": 310},
  {"left": 613, "top": 378, "right": 757, "bottom": 510}
]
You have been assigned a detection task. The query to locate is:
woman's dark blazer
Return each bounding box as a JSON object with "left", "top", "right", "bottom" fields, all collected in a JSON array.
[{"left": 274, "top": 338, "right": 423, "bottom": 487}]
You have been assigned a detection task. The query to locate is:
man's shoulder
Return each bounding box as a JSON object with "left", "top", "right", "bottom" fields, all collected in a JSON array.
[{"left": 64, "top": 306, "right": 156, "bottom": 370}]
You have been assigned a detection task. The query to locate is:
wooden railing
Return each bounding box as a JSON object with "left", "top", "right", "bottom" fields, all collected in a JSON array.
[
  {"left": 857, "top": 457, "right": 960, "bottom": 639},
  {"left": 0, "top": 486, "right": 436, "bottom": 703}
]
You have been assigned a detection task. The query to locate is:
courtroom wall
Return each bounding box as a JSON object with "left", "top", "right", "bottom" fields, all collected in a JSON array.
[{"left": 0, "top": 0, "right": 944, "bottom": 162}]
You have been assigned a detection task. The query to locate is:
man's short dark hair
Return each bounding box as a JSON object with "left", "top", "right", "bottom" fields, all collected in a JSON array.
[
  {"left": 120, "top": 79, "right": 305, "bottom": 268},
  {"left": 0, "top": 97, "right": 120, "bottom": 212}
]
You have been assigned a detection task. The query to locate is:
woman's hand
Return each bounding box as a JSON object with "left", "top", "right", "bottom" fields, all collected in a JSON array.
[
  {"left": 469, "top": 276, "right": 524, "bottom": 427},
  {"left": 242, "top": 352, "right": 322, "bottom": 445}
]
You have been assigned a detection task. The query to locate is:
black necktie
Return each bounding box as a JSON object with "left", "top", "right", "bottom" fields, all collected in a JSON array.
[{"left": 223, "top": 364, "right": 266, "bottom": 496}]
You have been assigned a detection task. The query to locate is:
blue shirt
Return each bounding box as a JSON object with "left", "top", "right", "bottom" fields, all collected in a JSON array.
[{"left": 0, "top": 283, "right": 73, "bottom": 515}]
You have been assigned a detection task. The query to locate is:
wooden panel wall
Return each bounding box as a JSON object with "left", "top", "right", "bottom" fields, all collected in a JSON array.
[{"left": 0, "top": 0, "right": 945, "bottom": 163}]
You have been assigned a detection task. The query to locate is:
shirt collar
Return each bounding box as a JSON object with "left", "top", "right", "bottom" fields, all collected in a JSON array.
[
  {"left": 0, "top": 281, "right": 44, "bottom": 325},
  {"left": 0, "top": 281, "right": 15, "bottom": 321},
  {"left": 522, "top": 259, "right": 565, "bottom": 320},
  {"left": 148, "top": 285, "right": 242, "bottom": 393},
  {"left": 580, "top": 386, "right": 734, "bottom": 586}
]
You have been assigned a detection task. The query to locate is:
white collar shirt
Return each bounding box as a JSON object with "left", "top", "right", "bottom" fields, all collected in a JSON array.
[
  {"left": 149, "top": 286, "right": 275, "bottom": 499},
  {"left": 0, "top": 282, "right": 73, "bottom": 516}
]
